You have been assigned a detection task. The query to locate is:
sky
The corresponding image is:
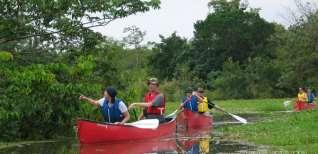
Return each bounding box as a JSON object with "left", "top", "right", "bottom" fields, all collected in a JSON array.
[{"left": 91, "top": 0, "right": 317, "bottom": 43}]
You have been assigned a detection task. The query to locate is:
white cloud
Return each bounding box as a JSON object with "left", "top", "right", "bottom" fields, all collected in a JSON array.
[{"left": 91, "top": 0, "right": 317, "bottom": 43}]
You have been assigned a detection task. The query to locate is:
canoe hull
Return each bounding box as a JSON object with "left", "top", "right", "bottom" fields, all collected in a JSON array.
[
  {"left": 294, "top": 101, "right": 317, "bottom": 111},
  {"left": 77, "top": 118, "right": 176, "bottom": 144},
  {"left": 177, "top": 109, "right": 213, "bottom": 136},
  {"left": 77, "top": 109, "right": 212, "bottom": 144}
]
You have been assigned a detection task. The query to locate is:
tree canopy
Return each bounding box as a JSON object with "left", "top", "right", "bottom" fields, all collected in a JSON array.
[{"left": 0, "top": 0, "right": 160, "bottom": 51}]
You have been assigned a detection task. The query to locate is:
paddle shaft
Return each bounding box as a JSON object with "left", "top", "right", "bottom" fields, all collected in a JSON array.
[{"left": 208, "top": 102, "right": 247, "bottom": 124}]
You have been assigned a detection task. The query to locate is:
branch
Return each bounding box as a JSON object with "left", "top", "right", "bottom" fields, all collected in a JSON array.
[{"left": 0, "top": 18, "right": 114, "bottom": 44}]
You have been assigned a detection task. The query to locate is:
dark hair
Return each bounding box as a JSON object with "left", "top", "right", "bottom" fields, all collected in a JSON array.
[
  {"left": 197, "top": 87, "right": 204, "bottom": 93},
  {"left": 105, "top": 86, "right": 117, "bottom": 103},
  {"left": 185, "top": 87, "right": 192, "bottom": 93}
]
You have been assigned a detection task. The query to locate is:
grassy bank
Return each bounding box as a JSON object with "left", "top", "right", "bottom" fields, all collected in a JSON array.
[
  {"left": 216, "top": 99, "right": 318, "bottom": 152},
  {"left": 215, "top": 98, "right": 289, "bottom": 113}
]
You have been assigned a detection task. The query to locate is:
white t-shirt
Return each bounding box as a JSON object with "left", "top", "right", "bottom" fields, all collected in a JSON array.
[{"left": 98, "top": 98, "right": 128, "bottom": 113}]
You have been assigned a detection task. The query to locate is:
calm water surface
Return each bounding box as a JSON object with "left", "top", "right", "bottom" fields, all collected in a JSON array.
[{"left": 0, "top": 114, "right": 290, "bottom": 154}]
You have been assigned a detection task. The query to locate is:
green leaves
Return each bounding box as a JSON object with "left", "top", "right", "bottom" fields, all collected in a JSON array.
[
  {"left": 149, "top": 32, "right": 190, "bottom": 80},
  {"left": 192, "top": 0, "right": 275, "bottom": 79},
  {"left": 0, "top": 51, "right": 13, "bottom": 61},
  {"left": 0, "top": 0, "right": 161, "bottom": 51}
]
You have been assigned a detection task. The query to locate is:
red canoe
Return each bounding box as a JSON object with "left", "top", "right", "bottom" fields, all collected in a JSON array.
[
  {"left": 294, "top": 101, "right": 317, "bottom": 111},
  {"left": 79, "top": 120, "right": 212, "bottom": 154},
  {"left": 77, "top": 109, "right": 213, "bottom": 144},
  {"left": 77, "top": 117, "right": 176, "bottom": 144},
  {"left": 177, "top": 109, "right": 213, "bottom": 136},
  {"left": 178, "top": 109, "right": 213, "bottom": 129},
  {"left": 79, "top": 128, "right": 212, "bottom": 154}
]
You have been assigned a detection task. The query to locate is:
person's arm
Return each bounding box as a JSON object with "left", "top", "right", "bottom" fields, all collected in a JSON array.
[
  {"left": 115, "top": 111, "right": 129, "bottom": 124},
  {"left": 151, "top": 94, "right": 164, "bottom": 107},
  {"left": 79, "top": 95, "right": 100, "bottom": 107},
  {"left": 114, "top": 101, "right": 130, "bottom": 124},
  {"left": 192, "top": 92, "right": 203, "bottom": 104},
  {"left": 138, "top": 112, "right": 144, "bottom": 120},
  {"left": 129, "top": 94, "right": 164, "bottom": 109},
  {"left": 180, "top": 99, "right": 185, "bottom": 109},
  {"left": 128, "top": 102, "right": 151, "bottom": 109},
  {"left": 196, "top": 96, "right": 204, "bottom": 103}
]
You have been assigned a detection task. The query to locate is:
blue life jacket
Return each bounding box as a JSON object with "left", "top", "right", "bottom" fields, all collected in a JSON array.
[
  {"left": 183, "top": 96, "right": 198, "bottom": 112},
  {"left": 101, "top": 99, "right": 124, "bottom": 123},
  {"left": 308, "top": 92, "right": 315, "bottom": 103},
  {"left": 188, "top": 143, "right": 200, "bottom": 154}
]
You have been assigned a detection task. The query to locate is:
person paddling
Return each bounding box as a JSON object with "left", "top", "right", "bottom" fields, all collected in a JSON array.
[
  {"left": 129, "top": 78, "right": 166, "bottom": 123},
  {"left": 194, "top": 87, "right": 208, "bottom": 113},
  {"left": 297, "top": 87, "right": 308, "bottom": 103},
  {"left": 180, "top": 87, "right": 198, "bottom": 112},
  {"left": 295, "top": 87, "right": 308, "bottom": 111},
  {"left": 79, "top": 86, "right": 130, "bottom": 124},
  {"left": 307, "top": 88, "right": 316, "bottom": 104}
]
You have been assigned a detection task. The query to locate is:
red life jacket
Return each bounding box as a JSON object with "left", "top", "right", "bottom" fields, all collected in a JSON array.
[{"left": 144, "top": 91, "right": 166, "bottom": 115}]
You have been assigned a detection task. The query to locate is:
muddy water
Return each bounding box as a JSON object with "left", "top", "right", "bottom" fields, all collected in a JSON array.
[{"left": 0, "top": 113, "right": 288, "bottom": 154}]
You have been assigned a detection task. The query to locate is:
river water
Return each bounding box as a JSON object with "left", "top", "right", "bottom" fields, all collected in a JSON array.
[{"left": 0, "top": 113, "right": 290, "bottom": 154}]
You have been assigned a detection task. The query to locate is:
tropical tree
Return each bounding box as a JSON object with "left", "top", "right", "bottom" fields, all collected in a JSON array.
[
  {"left": 149, "top": 32, "right": 190, "bottom": 80},
  {"left": 190, "top": 0, "right": 276, "bottom": 79},
  {"left": 0, "top": 0, "right": 160, "bottom": 52},
  {"left": 276, "top": 6, "right": 318, "bottom": 93}
]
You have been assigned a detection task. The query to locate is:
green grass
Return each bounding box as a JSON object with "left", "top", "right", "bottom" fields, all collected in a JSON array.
[
  {"left": 166, "top": 102, "right": 179, "bottom": 114},
  {"left": 167, "top": 98, "right": 291, "bottom": 115},
  {"left": 214, "top": 98, "right": 289, "bottom": 113},
  {"left": 217, "top": 100, "right": 318, "bottom": 152}
]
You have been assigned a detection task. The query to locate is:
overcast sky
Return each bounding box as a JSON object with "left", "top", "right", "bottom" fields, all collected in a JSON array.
[{"left": 91, "top": 0, "right": 317, "bottom": 43}]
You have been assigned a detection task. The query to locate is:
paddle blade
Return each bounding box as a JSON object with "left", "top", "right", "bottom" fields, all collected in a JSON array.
[
  {"left": 283, "top": 100, "right": 291, "bottom": 107},
  {"left": 229, "top": 113, "right": 247, "bottom": 124},
  {"left": 127, "top": 119, "right": 159, "bottom": 129}
]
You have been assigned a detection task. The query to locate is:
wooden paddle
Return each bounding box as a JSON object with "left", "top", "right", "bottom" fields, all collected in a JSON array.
[
  {"left": 125, "top": 119, "right": 159, "bottom": 129},
  {"left": 166, "top": 108, "right": 184, "bottom": 118},
  {"left": 211, "top": 104, "right": 247, "bottom": 124},
  {"left": 166, "top": 109, "right": 178, "bottom": 118}
]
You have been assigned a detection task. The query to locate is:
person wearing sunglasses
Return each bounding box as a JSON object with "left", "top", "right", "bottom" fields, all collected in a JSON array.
[
  {"left": 129, "top": 78, "right": 166, "bottom": 123},
  {"left": 193, "top": 87, "right": 214, "bottom": 113}
]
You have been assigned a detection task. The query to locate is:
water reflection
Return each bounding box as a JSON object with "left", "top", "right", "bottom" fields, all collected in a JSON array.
[
  {"left": 0, "top": 131, "right": 290, "bottom": 154},
  {"left": 0, "top": 112, "right": 294, "bottom": 154},
  {"left": 80, "top": 139, "right": 177, "bottom": 154},
  {"left": 79, "top": 127, "right": 212, "bottom": 154},
  {"left": 177, "top": 136, "right": 211, "bottom": 154}
]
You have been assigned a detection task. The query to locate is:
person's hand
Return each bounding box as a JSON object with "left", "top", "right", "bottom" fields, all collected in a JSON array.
[
  {"left": 128, "top": 103, "right": 135, "bottom": 110},
  {"left": 79, "top": 95, "right": 86, "bottom": 100},
  {"left": 179, "top": 104, "right": 184, "bottom": 109}
]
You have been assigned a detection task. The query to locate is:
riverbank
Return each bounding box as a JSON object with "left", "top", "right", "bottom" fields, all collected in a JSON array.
[
  {"left": 216, "top": 99, "right": 318, "bottom": 152},
  {"left": 0, "top": 140, "right": 57, "bottom": 150},
  {"left": 3, "top": 98, "right": 315, "bottom": 152}
]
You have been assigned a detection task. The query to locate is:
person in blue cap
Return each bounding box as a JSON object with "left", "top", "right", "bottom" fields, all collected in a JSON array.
[{"left": 79, "top": 86, "right": 130, "bottom": 124}]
